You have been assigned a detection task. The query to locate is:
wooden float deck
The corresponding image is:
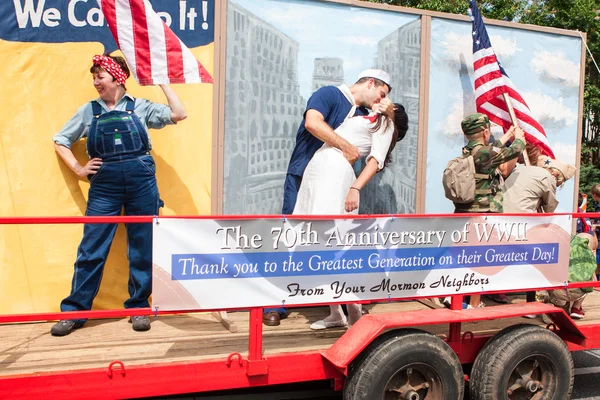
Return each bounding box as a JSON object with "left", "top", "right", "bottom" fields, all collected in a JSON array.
[{"left": 2, "top": 292, "right": 600, "bottom": 377}]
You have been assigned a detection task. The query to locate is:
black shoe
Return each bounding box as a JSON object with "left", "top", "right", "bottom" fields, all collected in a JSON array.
[
  {"left": 129, "top": 316, "right": 151, "bottom": 331},
  {"left": 50, "top": 320, "right": 85, "bottom": 336},
  {"left": 263, "top": 311, "right": 281, "bottom": 326}
]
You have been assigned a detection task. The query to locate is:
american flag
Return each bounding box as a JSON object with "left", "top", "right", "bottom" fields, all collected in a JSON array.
[
  {"left": 469, "top": 0, "right": 554, "bottom": 158},
  {"left": 98, "top": 0, "right": 213, "bottom": 85}
]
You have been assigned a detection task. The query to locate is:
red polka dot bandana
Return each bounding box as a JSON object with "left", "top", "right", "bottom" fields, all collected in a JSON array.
[{"left": 92, "top": 55, "right": 128, "bottom": 85}]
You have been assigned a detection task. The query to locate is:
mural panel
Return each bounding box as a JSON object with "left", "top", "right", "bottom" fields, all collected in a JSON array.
[
  {"left": 426, "top": 17, "right": 582, "bottom": 213},
  {"left": 223, "top": 0, "right": 421, "bottom": 214}
]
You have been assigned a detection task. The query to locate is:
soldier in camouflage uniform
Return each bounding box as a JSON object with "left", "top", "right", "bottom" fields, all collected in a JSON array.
[
  {"left": 454, "top": 113, "right": 526, "bottom": 213},
  {"left": 449, "top": 113, "right": 525, "bottom": 309}
]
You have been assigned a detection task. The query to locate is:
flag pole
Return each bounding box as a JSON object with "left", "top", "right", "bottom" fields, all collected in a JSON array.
[{"left": 502, "top": 93, "right": 531, "bottom": 166}]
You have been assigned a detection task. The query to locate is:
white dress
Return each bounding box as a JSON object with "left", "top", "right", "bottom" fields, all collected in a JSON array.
[{"left": 293, "top": 114, "right": 394, "bottom": 215}]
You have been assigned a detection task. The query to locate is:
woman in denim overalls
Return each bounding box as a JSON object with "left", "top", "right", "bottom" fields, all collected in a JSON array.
[{"left": 51, "top": 55, "right": 187, "bottom": 336}]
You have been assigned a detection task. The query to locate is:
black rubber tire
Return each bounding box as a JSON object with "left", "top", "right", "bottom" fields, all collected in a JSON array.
[
  {"left": 469, "top": 324, "right": 574, "bottom": 400},
  {"left": 344, "top": 329, "right": 464, "bottom": 400}
]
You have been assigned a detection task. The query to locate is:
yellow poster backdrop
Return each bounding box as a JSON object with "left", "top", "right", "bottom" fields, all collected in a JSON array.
[{"left": 0, "top": 6, "right": 213, "bottom": 314}]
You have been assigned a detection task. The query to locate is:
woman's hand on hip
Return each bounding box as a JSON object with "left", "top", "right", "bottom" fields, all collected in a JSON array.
[
  {"left": 76, "top": 158, "right": 103, "bottom": 178},
  {"left": 345, "top": 189, "right": 359, "bottom": 212}
]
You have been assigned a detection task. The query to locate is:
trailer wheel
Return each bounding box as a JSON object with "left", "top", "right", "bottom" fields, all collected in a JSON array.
[
  {"left": 469, "top": 324, "right": 573, "bottom": 400},
  {"left": 344, "top": 329, "right": 463, "bottom": 400}
]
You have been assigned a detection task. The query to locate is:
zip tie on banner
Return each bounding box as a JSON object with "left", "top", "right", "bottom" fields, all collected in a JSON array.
[
  {"left": 564, "top": 280, "right": 569, "bottom": 289},
  {"left": 154, "top": 215, "right": 160, "bottom": 226},
  {"left": 154, "top": 306, "right": 159, "bottom": 317},
  {"left": 281, "top": 299, "right": 286, "bottom": 309},
  {"left": 282, "top": 215, "right": 287, "bottom": 223},
  {"left": 387, "top": 293, "right": 391, "bottom": 302},
  {"left": 390, "top": 215, "right": 395, "bottom": 223},
  {"left": 481, "top": 286, "right": 485, "bottom": 295}
]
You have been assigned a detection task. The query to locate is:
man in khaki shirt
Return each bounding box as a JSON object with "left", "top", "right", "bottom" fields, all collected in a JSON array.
[
  {"left": 503, "top": 165, "right": 559, "bottom": 213},
  {"left": 503, "top": 156, "right": 575, "bottom": 213},
  {"left": 501, "top": 156, "right": 575, "bottom": 312}
]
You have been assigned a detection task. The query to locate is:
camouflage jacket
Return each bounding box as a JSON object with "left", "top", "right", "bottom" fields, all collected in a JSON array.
[
  {"left": 569, "top": 235, "right": 597, "bottom": 293},
  {"left": 455, "top": 138, "right": 525, "bottom": 213}
]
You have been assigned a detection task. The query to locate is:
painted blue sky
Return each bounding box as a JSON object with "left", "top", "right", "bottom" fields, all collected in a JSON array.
[
  {"left": 426, "top": 18, "right": 582, "bottom": 213},
  {"left": 231, "top": 0, "right": 418, "bottom": 100}
]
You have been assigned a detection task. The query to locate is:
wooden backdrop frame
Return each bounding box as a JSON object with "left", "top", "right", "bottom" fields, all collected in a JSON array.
[{"left": 211, "top": 0, "right": 587, "bottom": 216}]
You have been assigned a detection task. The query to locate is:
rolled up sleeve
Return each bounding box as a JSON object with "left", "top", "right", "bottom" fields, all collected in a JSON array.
[
  {"left": 366, "top": 117, "right": 394, "bottom": 170},
  {"left": 52, "top": 104, "right": 90, "bottom": 149},
  {"left": 136, "top": 99, "right": 174, "bottom": 130}
]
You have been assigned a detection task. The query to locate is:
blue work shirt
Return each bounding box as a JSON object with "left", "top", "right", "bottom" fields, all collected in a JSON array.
[
  {"left": 286, "top": 85, "right": 368, "bottom": 177},
  {"left": 53, "top": 93, "right": 174, "bottom": 149}
]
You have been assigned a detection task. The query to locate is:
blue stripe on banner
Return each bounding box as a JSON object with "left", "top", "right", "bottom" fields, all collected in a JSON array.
[{"left": 171, "top": 243, "right": 559, "bottom": 280}]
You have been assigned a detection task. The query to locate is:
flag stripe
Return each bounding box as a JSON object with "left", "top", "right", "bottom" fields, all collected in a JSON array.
[
  {"left": 164, "top": 25, "right": 184, "bottom": 83},
  {"left": 145, "top": 3, "right": 169, "bottom": 84},
  {"left": 473, "top": 62, "right": 501, "bottom": 81},
  {"left": 129, "top": 0, "right": 152, "bottom": 84},
  {"left": 182, "top": 38, "right": 201, "bottom": 83},
  {"left": 114, "top": 0, "right": 137, "bottom": 80},
  {"left": 100, "top": 0, "right": 120, "bottom": 48},
  {"left": 481, "top": 99, "right": 554, "bottom": 156},
  {"left": 480, "top": 104, "right": 553, "bottom": 156},
  {"left": 469, "top": 0, "right": 554, "bottom": 158},
  {"left": 473, "top": 54, "right": 500, "bottom": 71},
  {"left": 100, "top": 0, "right": 213, "bottom": 85},
  {"left": 473, "top": 47, "right": 495, "bottom": 61},
  {"left": 197, "top": 61, "right": 213, "bottom": 83}
]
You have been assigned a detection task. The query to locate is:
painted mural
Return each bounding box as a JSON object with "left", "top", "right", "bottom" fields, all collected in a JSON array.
[
  {"left": 222, "top": 0, "right": 421, "bottom": 215},
  {"left": 426, "top": 18, "right": 582, "bottom": 213}
]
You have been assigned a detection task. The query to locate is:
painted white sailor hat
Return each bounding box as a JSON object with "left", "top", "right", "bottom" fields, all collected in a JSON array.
[{"left": 357, "top": 69, "right": 392, "bottom": 92}]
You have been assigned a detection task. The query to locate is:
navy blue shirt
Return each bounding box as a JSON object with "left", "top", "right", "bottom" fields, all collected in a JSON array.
[{"left": 286, "top": 86, "right": 367, "bottom": 177}]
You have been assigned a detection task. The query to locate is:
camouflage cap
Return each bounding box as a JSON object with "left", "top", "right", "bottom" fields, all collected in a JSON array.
[{"left": 461, "top": 113, "right": 490, "bottom": 136}]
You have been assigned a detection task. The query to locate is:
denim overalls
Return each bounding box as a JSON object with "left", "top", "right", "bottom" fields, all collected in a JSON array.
[{"left": 61, "top": 99, "right": 162, "bottom": 319}]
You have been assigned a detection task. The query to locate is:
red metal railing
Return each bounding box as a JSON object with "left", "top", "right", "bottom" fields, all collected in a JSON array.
[
  {"left": 2, "top": 213, "right": 600, "bottom": 359},
  {"left": 1, "top": 213, "right": 600, "bottom": 398},
  {"left": 2, "top": 212, "right": 599, "bottom": 322}
]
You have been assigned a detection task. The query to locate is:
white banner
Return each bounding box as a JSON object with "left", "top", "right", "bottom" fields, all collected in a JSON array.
[{"left": 152, "top": 215, "right": 571, "bottom": 310}]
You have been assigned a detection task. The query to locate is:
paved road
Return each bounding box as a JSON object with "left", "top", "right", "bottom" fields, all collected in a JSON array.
[{"left": 572, "top": 350, "right": 600, "bottom": 399}]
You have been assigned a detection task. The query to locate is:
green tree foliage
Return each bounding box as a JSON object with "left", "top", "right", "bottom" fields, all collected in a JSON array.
[
  {"left": 365, "top": 0, "right": 529, "bottom": 19},
  {"left": 366, "top": 0, "right": 600, "bottom": 197}
]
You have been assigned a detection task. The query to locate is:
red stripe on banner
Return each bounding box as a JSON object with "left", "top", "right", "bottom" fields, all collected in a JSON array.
[
  {"left": 484, "top": 99, "right": 555, "bottom": 158},
  {"left": 474, "top": 71, "right": 504, "bottom": 91},
  {"left": 102, "top": 0, "right": 120, "bottom": 48},
  {"left": 504, "top": 86, "right": 529, "bottom": 109},
  {"left": 129, "top": 0, "right": 152, "bottom": 84},
  {"left": 525, "top": 133, "right": 555, "bottom": 158},
  {"left": 198, "top": 61, "right": 214, "bottom": 84},
  {"left": 513, "top": 109, "right": 547, "bottom": 138},
  {"left": 488, "top": 96, "right": 547, "bottom": 137},
  {"left": 163, "top": 24, "right": 184, "bottom": 84},
  {"left": 475, "top": 85, "right": 509, "bottom": 108},
  {"left": 473, "top": 54, "right": 500, "bottom": 71},
  {"left": 483, "top": 111, "right": 511, "bottom": 132},
  {"left": 484, "top": 114, "right": 553, "bottom": 159}
]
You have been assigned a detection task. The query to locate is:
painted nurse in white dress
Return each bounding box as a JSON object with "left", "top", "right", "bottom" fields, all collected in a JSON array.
[{"left": 294, "top": 103, "right": 409, "bottom": 329}]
